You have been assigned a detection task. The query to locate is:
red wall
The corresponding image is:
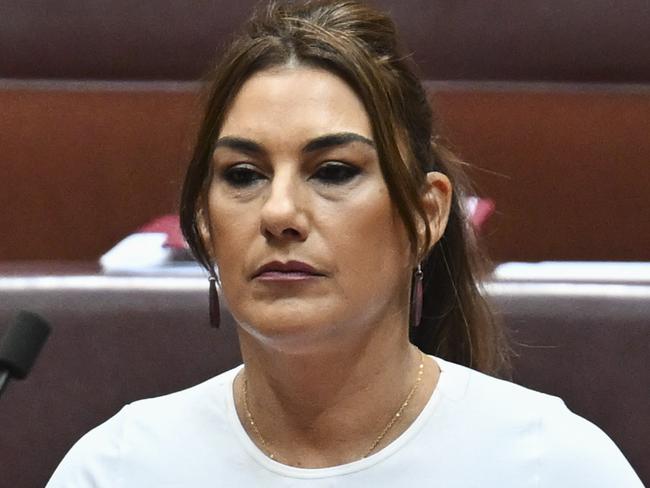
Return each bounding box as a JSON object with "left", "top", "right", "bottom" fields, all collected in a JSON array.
[{"left": 2, "top": 81, "right": 648, "bottom": 262}]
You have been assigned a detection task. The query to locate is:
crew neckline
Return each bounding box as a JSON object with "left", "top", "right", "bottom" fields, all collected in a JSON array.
[{"left": 225, "top": 355, "right": 449, "bottom": 479}]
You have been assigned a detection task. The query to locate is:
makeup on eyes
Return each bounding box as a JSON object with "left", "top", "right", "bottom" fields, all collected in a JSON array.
[
  {"left": 310, "top": 161, "right": 361, "bottom": 185},
  {"left": 211, "top": 132, "right": 377, "bottom": 192},
  {"left": 218, "top": 159, "right": 363, "bottom": 187},
  {"left": 221, "top": 164, "right": 265, "bottom": 188}
]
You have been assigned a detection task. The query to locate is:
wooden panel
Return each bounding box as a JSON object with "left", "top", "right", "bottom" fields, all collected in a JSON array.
[
  {"left": 1, "top": 0, "right": 649, "bottom": 83},
  {"left": 0, "top": 82, "right": 201, "bottom": 260},
  {"left": 431, "top": 84, "right": 650, "bottom": 261},
  {"left": 1, "top": 81, "right": 648, "bottom": 262}
]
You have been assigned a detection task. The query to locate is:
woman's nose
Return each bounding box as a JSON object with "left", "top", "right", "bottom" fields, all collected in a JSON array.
[{"left": 259, "top": 172, "right": 308, "bottom": 242}]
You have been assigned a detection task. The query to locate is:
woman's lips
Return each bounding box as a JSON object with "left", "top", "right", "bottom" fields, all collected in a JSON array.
[
  {"left": 252, "top": 260, "right": 325, "bottom": 281},
  {"left": 255, "top": 271, "right": 322, "bottom": 281}
]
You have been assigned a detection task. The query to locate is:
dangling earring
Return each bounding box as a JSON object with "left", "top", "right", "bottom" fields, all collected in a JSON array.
[
  {"left": 208, "top": 274, "right": 220, "bottom": 329},
  {"left": 410, "top": 264, "right": 423, "bottom": 328}
]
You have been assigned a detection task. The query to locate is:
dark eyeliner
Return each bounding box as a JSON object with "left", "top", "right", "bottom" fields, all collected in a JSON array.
[
  {"left": 222, "top": 164, "right": 264, "bottom": 188},
  {"left": 312, "top": 162, "right": 361, "bottom": 185}
]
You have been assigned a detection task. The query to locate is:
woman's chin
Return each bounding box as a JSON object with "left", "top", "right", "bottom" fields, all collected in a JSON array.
[{"left": 235, "top": 311, "right": 358, "bottom": 353}]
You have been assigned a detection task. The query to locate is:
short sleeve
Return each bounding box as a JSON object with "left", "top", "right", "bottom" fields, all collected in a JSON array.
[
  {"left": 541, "top": 398, "right": 643, "bottom": 487},
  {"left": 46, "top": 406, "right": 129, "bottom": 488}
]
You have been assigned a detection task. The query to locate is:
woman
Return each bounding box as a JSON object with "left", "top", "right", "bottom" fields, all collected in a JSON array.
[{"left": 48, "top": 1, "right": 642, "bottom": 485}]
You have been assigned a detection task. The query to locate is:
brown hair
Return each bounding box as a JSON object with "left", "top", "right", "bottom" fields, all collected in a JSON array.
[{"left": 180, "top": 0, "right": 511, "bottom": 376}]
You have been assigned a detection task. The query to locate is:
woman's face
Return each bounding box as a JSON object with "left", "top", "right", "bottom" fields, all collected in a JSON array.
[{"left": 205, "top": 67, "right": 415, "bottom": 350}]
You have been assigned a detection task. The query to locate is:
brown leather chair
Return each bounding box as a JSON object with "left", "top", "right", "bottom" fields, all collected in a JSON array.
[{"left": 0, "top": 263, "right": 647, "bottom": 487}]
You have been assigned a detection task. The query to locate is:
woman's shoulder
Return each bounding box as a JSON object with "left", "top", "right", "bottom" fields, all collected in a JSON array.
[
  {"left": 434, "top": 355, "right": 611, "bottom": 441},
  {"left": 432, "top": 356, "right": 643, "bottom": 486},
  {"left": 433, "top": 355, "right": 569, "bottom": 417},
  {"left": 46, "top": 365, "right": 243, "bottom": 487},
  {"left": 126, "top": 363, "right": 241, "bottom": 418}
]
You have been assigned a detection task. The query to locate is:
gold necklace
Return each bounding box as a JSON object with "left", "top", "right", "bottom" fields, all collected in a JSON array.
[{"left": 241, "top": 351, "right": 426, "bottom": 463}]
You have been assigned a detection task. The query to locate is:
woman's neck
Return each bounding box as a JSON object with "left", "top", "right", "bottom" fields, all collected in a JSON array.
[{"left": 234, "top": 322, "right": 439, "bottom": 467}]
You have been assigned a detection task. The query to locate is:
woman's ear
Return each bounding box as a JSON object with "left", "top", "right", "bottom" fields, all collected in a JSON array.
[
  {"left": 196, "top": 203, "right": 215, "bottom": 262},
  {"left": 419, "top": 171, "right": 452, "bottom": 257}
]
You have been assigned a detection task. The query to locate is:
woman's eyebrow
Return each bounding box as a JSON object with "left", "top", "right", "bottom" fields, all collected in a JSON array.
[
  {"left": 303, "top": 133, "right": 375, "bottom": 153},
  {"left": 213, "top": 137, "right": 265, "bottom": 156},
  {"left": 213, "top": 132, "right": 375, "bottom": 156}
]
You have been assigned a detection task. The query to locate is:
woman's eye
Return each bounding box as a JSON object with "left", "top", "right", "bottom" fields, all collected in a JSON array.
[
  {"left": 312, "top": 162, "right": 360, "bottom": 185},
  {"left": 222, "top": 165, "right": 264, "bottom": 188}
]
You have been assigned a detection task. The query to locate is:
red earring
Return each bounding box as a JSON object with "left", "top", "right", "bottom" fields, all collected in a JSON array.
[
  {"left": 410, "top": 264, "right": 423, "bottom": 328},
  {"left": 209, "top": 274, "right": 220, "bottom": 329}
]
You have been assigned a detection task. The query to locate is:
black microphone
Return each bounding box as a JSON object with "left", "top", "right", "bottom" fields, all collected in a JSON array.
[{"left": 0, "top": 311, "right": 51, "bottom": 398}]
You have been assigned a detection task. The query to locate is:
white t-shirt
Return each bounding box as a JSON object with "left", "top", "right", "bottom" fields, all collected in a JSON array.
[{"left": 46, "top": 356, "right": 643, "bottom": 487}]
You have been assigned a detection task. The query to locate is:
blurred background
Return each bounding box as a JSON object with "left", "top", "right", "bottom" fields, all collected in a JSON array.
[{"left": 1, "top": 0, "right": 649, "bottom": 263}]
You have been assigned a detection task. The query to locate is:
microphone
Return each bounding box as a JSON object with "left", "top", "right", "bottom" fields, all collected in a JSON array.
[{"left": 0, "top": 311, "right": 51, "bottom": 398}]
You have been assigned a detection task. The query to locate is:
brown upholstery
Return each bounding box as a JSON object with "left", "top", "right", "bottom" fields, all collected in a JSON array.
[
  {"left": 2, "top": 81, "right": 649, "bottom": 262},
  {"left": 430, "top": 84, "right": 650, "bottom": 262},
  {"left": 0, "top": 81, "right": 200, "bottom": 260},
  {"left": 0, "top": 263, "right": 648, "bottom": 487},
  {"left": 0, "top": 264, "right": 241, "bottom": 488},
  {"left": 2, "top": 0, "right": 649, "bottom": 82}
]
